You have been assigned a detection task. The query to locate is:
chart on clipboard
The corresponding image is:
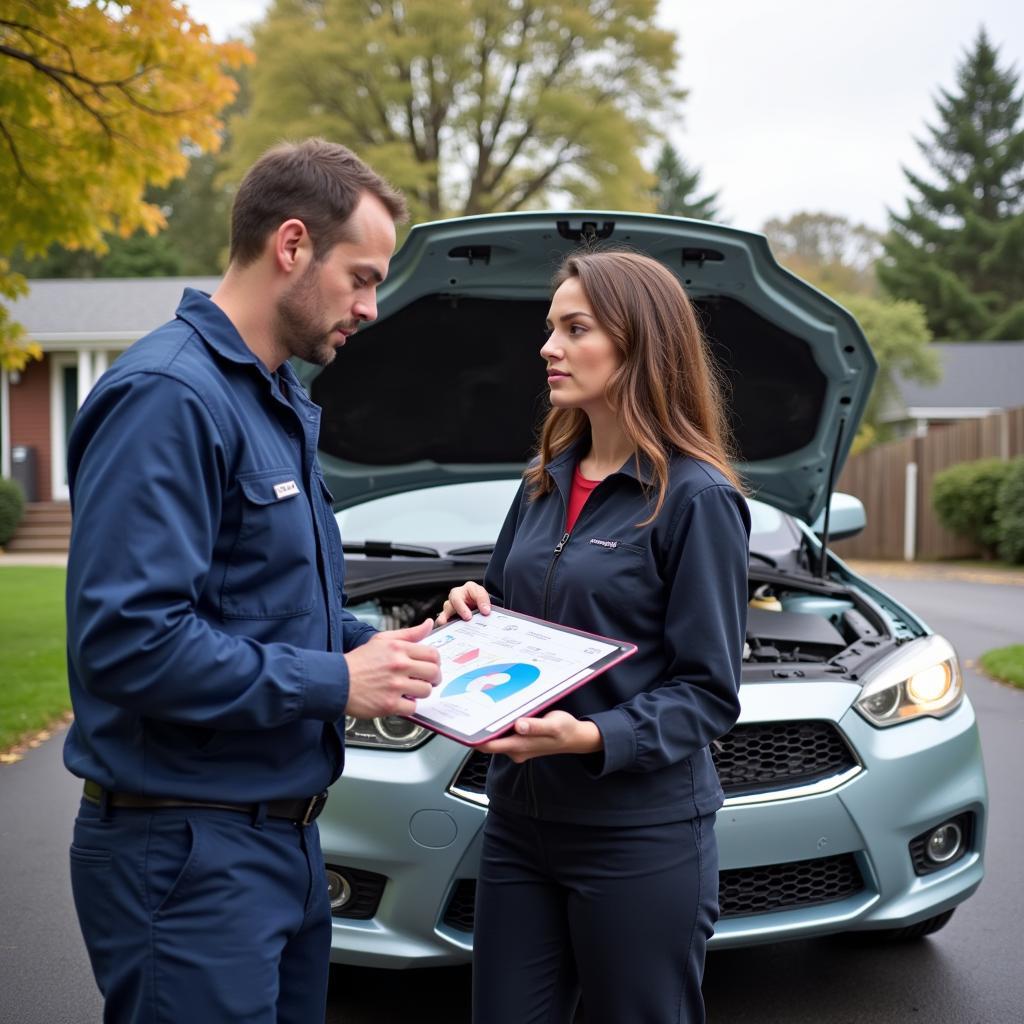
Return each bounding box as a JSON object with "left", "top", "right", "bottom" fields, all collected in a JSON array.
[{"left": 407, "top": 608, "right": 636, "bottom": 746}]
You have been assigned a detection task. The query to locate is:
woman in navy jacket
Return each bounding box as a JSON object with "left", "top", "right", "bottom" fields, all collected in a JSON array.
[{"left": 437, "top": 250, "right": 751, "bottom": 1024}]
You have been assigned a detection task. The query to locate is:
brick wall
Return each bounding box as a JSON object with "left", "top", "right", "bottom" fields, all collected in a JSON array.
[{"left": 9, "top": 354, "right": 53, "bottom": 502}]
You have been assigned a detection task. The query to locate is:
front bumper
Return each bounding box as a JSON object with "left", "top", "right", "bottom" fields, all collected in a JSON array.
[{"left": 319, "top": 685, "right": 987, "bottom": 967}]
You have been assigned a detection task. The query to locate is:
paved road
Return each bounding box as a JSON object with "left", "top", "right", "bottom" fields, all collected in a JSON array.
[{"left": 2, "top": 573, "right": 1021, "bottom": 1023}]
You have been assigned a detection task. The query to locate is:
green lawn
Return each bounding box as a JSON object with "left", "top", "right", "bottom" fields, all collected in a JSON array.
[
  {"left": 980, "top": 645, "right": 1024, "bottom": 690},
  {"left": 0, "top": 567, "right": 69, "bottom": 750}
]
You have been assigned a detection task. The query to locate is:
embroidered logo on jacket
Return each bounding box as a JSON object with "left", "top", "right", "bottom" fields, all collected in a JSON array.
[
  {"left": 273, "top": 480, "right": 300, "bottom": 499},
  {"left": 589, "top": 538, "right": 619, "bottom": 549}
]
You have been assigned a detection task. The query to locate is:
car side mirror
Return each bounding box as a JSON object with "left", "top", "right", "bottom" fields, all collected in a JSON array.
[{"left": 811, "top": 492, "right": 866, "bottom": 542}]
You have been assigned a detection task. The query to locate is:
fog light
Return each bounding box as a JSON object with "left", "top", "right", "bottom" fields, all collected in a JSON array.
[
  {"left": 926, "top": 822, "right": 963, "bottom": 864},
  {"left": 909, "top": 813, "right": 972, "bottom": 875},
  {"left": 326, "top": 870, "right": 351, "bottom": 911}
]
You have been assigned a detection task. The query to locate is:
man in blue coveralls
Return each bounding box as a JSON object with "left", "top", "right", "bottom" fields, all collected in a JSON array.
[{"left": 63, "top": 139, "right": 442, "bottom": 1023}]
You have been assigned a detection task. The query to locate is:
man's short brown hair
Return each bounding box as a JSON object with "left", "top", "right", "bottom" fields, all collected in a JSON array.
[{"left": 228, "top": 138, "right": 408, "bottom": 267}]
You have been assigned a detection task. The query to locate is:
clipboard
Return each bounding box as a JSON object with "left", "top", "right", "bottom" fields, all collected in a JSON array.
[{"left": 406, "top": 607, "right": 637, "bottom": 747}]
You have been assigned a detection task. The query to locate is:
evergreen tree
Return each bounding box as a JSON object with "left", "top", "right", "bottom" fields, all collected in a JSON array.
[
  {"left": 879, "top": 29, "right": 1024, "bottom": 340},
  {"left": 651, "top": 142, "right": 722, "bottom": 221}
]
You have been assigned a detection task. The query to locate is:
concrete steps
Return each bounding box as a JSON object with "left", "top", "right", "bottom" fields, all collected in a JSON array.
[{"left": 5, "top": 501, "right": 72, "bottom": 553}]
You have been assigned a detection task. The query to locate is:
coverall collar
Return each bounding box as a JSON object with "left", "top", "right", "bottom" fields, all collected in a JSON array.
[{"left": 175, "top": 288, "right": 313, "bottom": 407}]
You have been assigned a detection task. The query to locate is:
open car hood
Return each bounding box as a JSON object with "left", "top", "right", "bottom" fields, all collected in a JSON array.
[{"left": 303, "top": 211, "right": 876, "bottom": 524}]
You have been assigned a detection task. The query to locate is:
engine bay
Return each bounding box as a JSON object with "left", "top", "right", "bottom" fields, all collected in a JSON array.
[{"left": 345, "top": 569, "right": 897, "bottom": 680}]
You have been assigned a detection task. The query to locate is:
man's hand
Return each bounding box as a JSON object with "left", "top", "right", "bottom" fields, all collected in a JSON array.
[
  {"left": 477, "top": 710, "right": 603, "bottom": 764},
  {"left": 344, "top": 619, "right": 441, "bottom": 720},
  {"left": 435, "top": 581, "right": 491, "bottom": 625}
]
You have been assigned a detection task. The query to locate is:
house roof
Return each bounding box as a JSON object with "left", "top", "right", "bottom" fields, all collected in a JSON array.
[
  {"left": 882, "top": 341, "right": 1024, "bottom": 422},
  {"left": 7, "top": 276, "right": 221, "bottom": 344}
]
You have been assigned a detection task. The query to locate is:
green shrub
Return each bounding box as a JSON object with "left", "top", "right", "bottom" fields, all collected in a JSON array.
[
  {"left": 0, "top": 476, "right": 26, "bottom": 546},
  {"left": 995, "top": 458, "right": 1024, "bottom": 565},
  {"left": 932, "top": 458, "right": 1013, "bottom": 556}
]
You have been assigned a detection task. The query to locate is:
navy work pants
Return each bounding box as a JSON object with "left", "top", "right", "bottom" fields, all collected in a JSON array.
[
  {"left": 69, "top": 798, "right": 332, "bottom": 1023},
  {"left": 472, "top": 809, "right": 718, "bottom": 1024}
]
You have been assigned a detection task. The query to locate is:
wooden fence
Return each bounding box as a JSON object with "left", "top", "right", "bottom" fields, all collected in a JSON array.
[{"left": 832, "top": 406, "right": 1024, "bottom": 561}]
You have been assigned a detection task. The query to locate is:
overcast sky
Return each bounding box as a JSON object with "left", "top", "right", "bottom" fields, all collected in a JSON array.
[{"left": 185, "top": 0, "right": 1024, "bottom": 233}]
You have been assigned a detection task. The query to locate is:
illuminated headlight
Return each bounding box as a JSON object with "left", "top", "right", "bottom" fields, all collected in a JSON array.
[
  {"left": 855, "top": 634, "right": 964, "bottom": 727},
  {"left": 344, "top": 715, "right": 431, "bottom": 750}
]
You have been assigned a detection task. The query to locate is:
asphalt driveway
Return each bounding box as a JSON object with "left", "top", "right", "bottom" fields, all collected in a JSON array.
[{"left": 0, "top": 566, "right": 1020, "bottom": 1023}]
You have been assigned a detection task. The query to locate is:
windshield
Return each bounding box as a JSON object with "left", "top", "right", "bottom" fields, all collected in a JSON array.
[{"left": 334, "top": 479, "right": 801, "bottom": 556}]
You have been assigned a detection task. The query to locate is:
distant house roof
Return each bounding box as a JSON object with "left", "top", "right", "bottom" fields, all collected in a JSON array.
[
  {"left": 7, "top": 277, "right": 221, "bottom": 345},
  {"left": 882, "top": 341, "right": 1024, "bottom": 422}
]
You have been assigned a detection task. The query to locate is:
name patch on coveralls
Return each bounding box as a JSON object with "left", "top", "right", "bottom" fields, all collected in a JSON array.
[{"left": 273, "top": 480, "right": 299, "bottom": 499}]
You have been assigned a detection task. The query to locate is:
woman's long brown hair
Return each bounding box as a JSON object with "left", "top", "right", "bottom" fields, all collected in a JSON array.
[{"left": 525, "top": 249, "right": 743, "bottom": 523}]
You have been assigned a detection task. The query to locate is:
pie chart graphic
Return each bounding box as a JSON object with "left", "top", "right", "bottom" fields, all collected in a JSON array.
[{"left": 443, "top": 662, "right": 541, "bottom": 703}]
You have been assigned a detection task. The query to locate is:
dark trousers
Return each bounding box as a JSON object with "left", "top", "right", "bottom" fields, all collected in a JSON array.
[
  {"left": 472, "top": 809, "right": 718, "bottom": 1024},
  {"left": 69, "top": 798, "right": 332, "bottom": 1024}
]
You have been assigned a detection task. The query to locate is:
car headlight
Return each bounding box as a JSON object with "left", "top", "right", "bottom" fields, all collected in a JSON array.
[
  {"left": 344, "top": 715, "right": 432, "bottom": 750},
  {"left": 855, "top": 634, "right": 964, "bottom": 727}
]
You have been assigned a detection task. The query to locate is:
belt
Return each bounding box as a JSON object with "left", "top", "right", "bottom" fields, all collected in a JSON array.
[{"left": 82, "top": 780, "right": 329, "bottom": 826}]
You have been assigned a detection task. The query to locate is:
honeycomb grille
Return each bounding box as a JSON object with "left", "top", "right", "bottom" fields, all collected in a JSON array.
[
  {"left": 450, "top": 721, "right": 857, "bottom": 800},
  {"left": 718, "top": 853, "right": 864, "bottom": 918},
  {"left": 439, "top": 854, "right": 864, "bottom": 933},
  {"left": 713, "top": 720, "right": 857, "bottom": 795},
  {"left": 442, "top": 879, "right": 477, "bottom": 932}
]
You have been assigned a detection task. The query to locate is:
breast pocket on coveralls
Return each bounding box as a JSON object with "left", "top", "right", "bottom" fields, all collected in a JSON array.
[{"left": 221, "top": 468, "right": 317, "bottom": 619}]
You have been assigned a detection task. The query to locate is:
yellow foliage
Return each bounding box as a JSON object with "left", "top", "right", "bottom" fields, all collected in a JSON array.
[{"left": 0, "top": 1, "right": 252, "bottom": 369}]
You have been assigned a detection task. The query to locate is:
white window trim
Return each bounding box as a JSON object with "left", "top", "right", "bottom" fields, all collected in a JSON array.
[{"left": 50, "top": 353, "right": 78, "bottom": 501}]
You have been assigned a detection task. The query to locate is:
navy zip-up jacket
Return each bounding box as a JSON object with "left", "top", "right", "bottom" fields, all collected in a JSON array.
[
  {"left": 484, "top": 442, "right": 750, "bottom": 825},
  {"left": 63, "top": 289, "right": 375, "bottom": 803}
]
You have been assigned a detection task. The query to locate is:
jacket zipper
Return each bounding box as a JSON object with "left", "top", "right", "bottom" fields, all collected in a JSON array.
[
  {"left": 527, "top": 477, "right": 614, "bottom": 817},
  {"left": 541, "top": 531, "right": 571, "bottom": 621},
  {"left": 530, "top": 529, "right": 570, "bottom": 817}
]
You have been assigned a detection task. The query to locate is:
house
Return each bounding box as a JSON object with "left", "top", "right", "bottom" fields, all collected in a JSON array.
[
  {"left": 1, "top": 277, "right": 218, "bottom": 551},
  {"left": 879, "top": 341, "right": 1024, "bottom": 444},
  {"left": 1, "top": 277, "right": 219, "bottom": 504}
]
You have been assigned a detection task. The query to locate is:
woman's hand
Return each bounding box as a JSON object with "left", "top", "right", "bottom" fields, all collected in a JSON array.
[
  {"left": 435, "top": 581, "right": 492, "bottom": 625},
  {"left": 478, "top": 710, "right": 603, "bottom": 764}
]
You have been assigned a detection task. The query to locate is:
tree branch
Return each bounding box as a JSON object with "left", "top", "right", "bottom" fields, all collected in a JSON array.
[{"left": 0, "top": 117, "right": 41, "bottom": 191}]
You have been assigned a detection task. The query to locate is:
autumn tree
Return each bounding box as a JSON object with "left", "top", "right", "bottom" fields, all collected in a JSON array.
[
  {"left": 763, "top": 211, "right": 882, "bottom": 296},
  {"left": 879, "top": 29, "right": 1024, "bottom": 340},
  {"left": 836, "top": 293, "right": 940, "bottom": 449},
  {"left": 0, "top": 1, "right": 249, "bottom": 369},
  {"left": 763, "top": 211, "right": 939, "bottom": 450},
  {"left": 651, "top": 142, "right": 721, "bottom": 221},
  {"left": 230, "top": 0, "right": 682, "bottom": 223},
  {"left": 12, "top": 67, "right": 252, "bottom": 280}
]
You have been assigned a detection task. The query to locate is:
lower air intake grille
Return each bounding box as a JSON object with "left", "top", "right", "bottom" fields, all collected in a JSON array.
[
  {"left": 442, "top": 879, "right": 477, "bottom": 932},
  {"left": 439, "top": 854, "right": 864, "bottom": 933},
  {"left": 718, "top": 853, "right": 864, "bottom": 918}
]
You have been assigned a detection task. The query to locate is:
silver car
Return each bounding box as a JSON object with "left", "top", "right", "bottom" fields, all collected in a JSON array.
[{"left": 298, "top": 212, "right": 987, "bottom": 967}]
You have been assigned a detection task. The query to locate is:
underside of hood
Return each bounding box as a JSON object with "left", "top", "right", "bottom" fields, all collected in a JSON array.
[{"left": 304, "top": 211, "right": 876, "bottom": 523}]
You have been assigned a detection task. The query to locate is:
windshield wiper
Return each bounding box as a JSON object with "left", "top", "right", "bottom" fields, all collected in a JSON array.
[
  {"left": 446, "top": 544, "right": 495, "bottom": 558},
  {"left": 342, "top": 540, "right": 441, "bottom": 559},
  {"left": 749, "top": 550, "right": 778, "bottom": 568}
]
